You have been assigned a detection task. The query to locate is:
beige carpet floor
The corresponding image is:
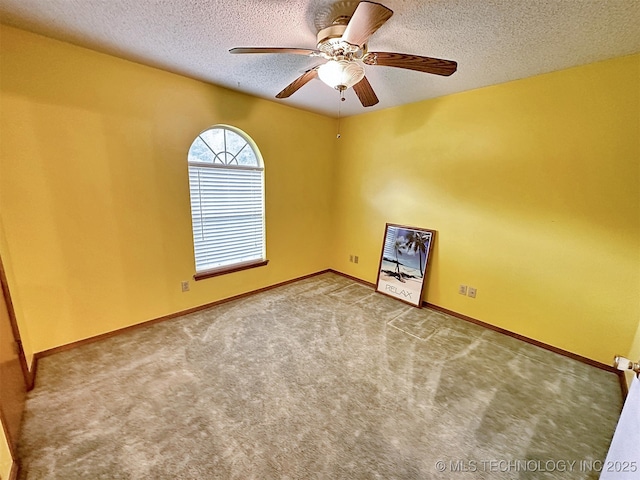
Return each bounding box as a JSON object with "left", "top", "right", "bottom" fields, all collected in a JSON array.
[{"left": 18, "top": 272, "right": 623, "bottom": 479}]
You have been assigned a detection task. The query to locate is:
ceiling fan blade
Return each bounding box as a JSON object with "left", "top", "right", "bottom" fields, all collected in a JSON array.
[
  {"left": 364, "top": 52, "right": 457, "bottom": 76},
  {"left": 230, "top": 47, "right": 318, "bottom": 56},
  {"left": 341, "top": 1, "right": 393, "bottom": 47},
  {"left": 352, "top": 76, "right": 379, "bottom": 107},
  {"left": 276, "top": 68, "right": 319, "bottom": 99}
]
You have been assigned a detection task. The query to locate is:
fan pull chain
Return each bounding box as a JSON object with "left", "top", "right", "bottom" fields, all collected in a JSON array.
[{"left": 336, "top": 89, "right": 344, "bottom": 139}]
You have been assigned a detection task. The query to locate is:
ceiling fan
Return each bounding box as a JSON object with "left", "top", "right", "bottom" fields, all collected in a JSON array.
[{"left": 229, "top": 1, "right": 457, "bottom": 107}]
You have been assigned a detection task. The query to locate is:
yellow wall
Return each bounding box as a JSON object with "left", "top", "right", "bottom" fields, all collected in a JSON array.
[
  {"left": 332, "top": 54, "right": 640, "bottom": 364},
  {"left": 0, "top": 25, "right": 335, "bottom": 353},
  {"left": 1, "top": 24, "right": 638, "bottom": 367},
  {"left": 626, "top": 151, "right": 640, "bottom": 386}
]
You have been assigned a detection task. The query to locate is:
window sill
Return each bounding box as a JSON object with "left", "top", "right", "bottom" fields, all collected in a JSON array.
[{"left": 193, "top": 259, "right": 269, "bottom": 281}]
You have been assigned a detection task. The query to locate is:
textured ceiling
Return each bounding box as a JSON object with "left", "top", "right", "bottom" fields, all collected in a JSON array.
[{"left": 1, "top": 0, "right": 639, "bottom": 117}]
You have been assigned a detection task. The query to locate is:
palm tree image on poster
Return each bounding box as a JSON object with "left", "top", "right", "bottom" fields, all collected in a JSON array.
[{"left": 376, "top": 224, "right": 436, "bottom": 307}]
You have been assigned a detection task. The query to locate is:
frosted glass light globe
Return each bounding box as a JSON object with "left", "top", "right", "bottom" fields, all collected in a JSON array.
[{"left": 318, "top": 60, "right": 365, "bottom": 91}]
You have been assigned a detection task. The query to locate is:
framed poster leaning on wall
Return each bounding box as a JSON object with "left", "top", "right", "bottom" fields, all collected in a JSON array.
[{"left": 375, "top": 224, "right": 436, "bottom": 307}]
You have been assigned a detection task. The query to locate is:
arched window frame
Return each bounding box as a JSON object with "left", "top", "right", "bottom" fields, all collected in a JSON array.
[{"left": 187, "top": 125, "right": 267, "bottom": 280}]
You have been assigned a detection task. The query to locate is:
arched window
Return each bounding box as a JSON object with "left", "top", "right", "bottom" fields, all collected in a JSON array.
[{"left": 187, "top": 125, "right": 266, "bottom": 279}]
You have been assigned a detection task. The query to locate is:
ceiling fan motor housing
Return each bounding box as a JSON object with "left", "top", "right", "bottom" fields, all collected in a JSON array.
[{"left": 316, "top": 24, "right": 362, "bottom": 58}]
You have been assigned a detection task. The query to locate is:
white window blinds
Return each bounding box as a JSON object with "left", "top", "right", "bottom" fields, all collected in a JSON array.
[{"left": 187, "top": 126, "right": 265, "bottom": 273}]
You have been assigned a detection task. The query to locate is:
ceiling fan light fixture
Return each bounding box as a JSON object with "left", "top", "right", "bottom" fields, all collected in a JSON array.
[
  {"left": 317, "top": 59, "right": 365, "bottom": 91},
  {"left": 230, "top": 1, "right": 457, "bottom": 107}
]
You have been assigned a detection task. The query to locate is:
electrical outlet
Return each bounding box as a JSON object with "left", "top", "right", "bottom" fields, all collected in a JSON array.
[
  {"left": 349, "top": 255, "right": 354, "bottom": 262},
  {"left": 354, "top": 256, "right": 359, "bottom": 264},
  {"left": 181, "top": 281, "right": 190, "bottom": 292},
  {"left": 458, "top": 284, "right": 468, "bottom": 295},
  {"left": 468, "top": 287, "right": 477, "bottom": 298}
]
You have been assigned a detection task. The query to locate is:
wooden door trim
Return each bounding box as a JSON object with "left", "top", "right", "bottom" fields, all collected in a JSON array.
[
  {"left": 0, "top": 406, "right": 19, "bottom": 479},
  {"left": 0, "top": 256, "right": 34, "bottom": 391}
]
